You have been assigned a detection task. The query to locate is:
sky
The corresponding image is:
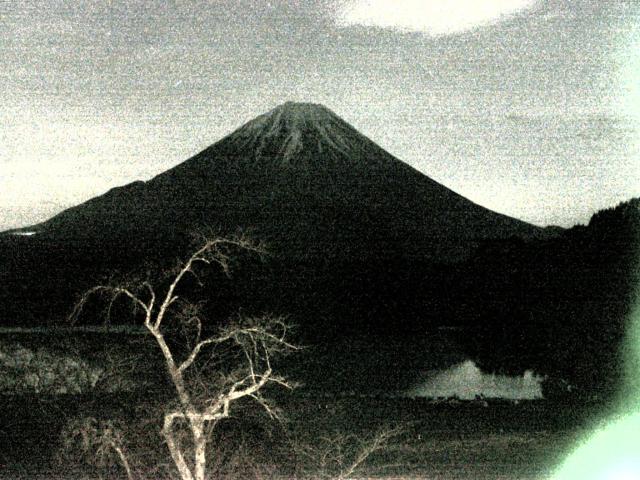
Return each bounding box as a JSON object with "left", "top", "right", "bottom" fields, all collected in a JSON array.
[{"left": 1, "top": 0, "right": 639, "bottom": 230}]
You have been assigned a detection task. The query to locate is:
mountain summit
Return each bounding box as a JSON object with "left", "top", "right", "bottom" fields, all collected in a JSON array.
[
  {"left": 219, "top": 102, "right": 379, "bottom": 168},
  {"left": 170, "top": 101, "right": 415, "bottom": 177},
  {"left": 11, "top": 102, "right": 542, "bottom": 259}
]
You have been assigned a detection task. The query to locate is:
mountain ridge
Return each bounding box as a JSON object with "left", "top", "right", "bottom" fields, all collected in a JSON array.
[{"left": 10, "top": 102, "right": 544, "bottom": 261}]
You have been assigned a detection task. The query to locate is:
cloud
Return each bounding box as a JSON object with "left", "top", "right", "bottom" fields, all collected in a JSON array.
[{"left": 335, "top": 0, "right": 538, "bottom": 35}]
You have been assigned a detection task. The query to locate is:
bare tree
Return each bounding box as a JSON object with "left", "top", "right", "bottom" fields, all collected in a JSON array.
[
  {"left": 58, "top": 417, "right": 135, "bottom": 480},
  {"left": 70, "top": 235, "right": 297, "bottom": 480},
  {"left": 296, "top": 426, "right": 403, "bottom": 479}
]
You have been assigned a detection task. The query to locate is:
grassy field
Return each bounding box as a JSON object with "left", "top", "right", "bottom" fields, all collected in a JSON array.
[{"left": 0, "top": 391, "right": 605, "bottom": 479}]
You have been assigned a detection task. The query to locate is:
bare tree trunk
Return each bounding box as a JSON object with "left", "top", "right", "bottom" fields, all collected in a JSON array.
[
  {"left": 163, "top": 414, "right": 195, "bottom": 480},
  {"left": 192, "top": 418, "right": 207, "bottom": 480}
]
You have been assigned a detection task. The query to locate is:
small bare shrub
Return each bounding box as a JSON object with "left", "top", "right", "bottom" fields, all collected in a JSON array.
[
  {"left": 58, "top": 416, "right": 135, "bottom": 480},
  {"left": 296, "top": 426, "right": 403, "bottom": 479}
]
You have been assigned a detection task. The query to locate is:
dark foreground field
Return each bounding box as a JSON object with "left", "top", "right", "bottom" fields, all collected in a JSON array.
[
  {"left": 0, "top": 328, "right": 613, "bottom": 479},
  {"left": 0, "top": 391, "right": 605, "bottom": 480}
]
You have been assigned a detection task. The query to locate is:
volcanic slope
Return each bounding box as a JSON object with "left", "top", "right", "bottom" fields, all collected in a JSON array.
[{"left": 15, "top": 102, "right": 542, "bottom": 261}]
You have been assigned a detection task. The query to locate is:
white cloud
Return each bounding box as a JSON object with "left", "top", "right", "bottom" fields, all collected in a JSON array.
[{"left": 335, "top": 0, "right": 538, "bottom": 35}]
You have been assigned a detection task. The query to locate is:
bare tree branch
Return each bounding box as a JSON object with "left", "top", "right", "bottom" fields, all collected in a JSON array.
[{"left": 70, "top": 285, "right": 151, "bottom": 325}]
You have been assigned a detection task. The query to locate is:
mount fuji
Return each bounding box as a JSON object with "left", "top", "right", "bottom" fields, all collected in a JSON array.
[{"left": 11, "top": 102, "right": 542, "bottom": 260}]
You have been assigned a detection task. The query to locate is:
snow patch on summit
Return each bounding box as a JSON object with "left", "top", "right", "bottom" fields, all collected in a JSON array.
[{"left": 227, "top": 102, "right": 365, "bottom": 165}]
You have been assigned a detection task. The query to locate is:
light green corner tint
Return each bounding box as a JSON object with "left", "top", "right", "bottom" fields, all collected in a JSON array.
[{"left": 553, "top": 271, "right": 640, "bottom": 478}]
